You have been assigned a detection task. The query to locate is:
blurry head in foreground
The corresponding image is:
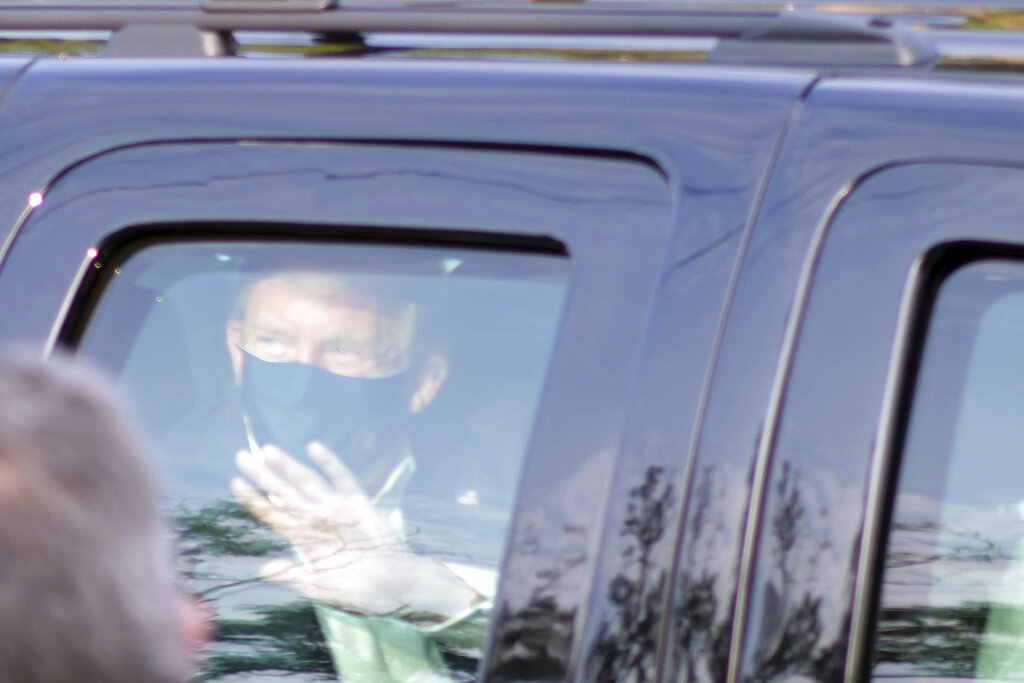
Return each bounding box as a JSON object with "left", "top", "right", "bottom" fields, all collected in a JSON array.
[{"left": 0, "top": 354, "right": 199, "bottom": 683}]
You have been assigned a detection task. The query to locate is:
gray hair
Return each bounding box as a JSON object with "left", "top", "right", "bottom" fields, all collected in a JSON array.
[
  {"left": 231, "top": 270, "right": 428, "bottom": 366},
  {"left": 232, "top": 270, "right": 419, "bottom": 326},
  {"left": 0, "top": 353, "right": 186, "bottom": 683}
]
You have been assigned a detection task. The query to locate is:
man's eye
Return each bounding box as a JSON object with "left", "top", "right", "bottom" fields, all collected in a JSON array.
[
  {"left": 253, "top": 337, "right": 290, "bottom": 360},
  {"left": 325, "top": 344, "right": 351, "bottom": 358}
]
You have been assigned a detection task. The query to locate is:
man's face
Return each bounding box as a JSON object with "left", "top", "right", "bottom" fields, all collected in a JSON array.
[{"left": 227, "top": 275, "right": 412, "bottom": 380}]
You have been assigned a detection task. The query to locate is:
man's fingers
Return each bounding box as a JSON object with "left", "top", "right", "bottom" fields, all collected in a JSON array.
[
  {"left": 308, "top": 441, "right": 367, "bottom": 499},
  {"left": 239, "top": 444, "right": 400, "bottom": 556},
  {"left": 230, "top": 476, "right": 317, "bottom": 544},
  {"left": 230, "top": 476, "right": 278, "bottom": 523},
  {"left": 307, "top": 441, "right": 402, "bottom": 538},
  {"left": 235, "top": 449, "right": 310, "bottom": 509},
  {"left": 263, "top": 444, "right": 335, "bottom": 501},
  {"left": 233, "top": 472, "right": 353, "bottom": 548}
]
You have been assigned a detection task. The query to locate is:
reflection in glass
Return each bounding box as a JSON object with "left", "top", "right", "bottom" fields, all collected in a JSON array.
[
  {"left": 874, "top": 260, "right": 1024, "bottom": 681},
  {"left": 76, "top": 241, "right": 569, "bottom": 681}
]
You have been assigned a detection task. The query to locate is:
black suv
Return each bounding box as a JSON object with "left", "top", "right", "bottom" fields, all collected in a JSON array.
[{"left": 0, "top": 3, "right": 1022, "bottom": 682}]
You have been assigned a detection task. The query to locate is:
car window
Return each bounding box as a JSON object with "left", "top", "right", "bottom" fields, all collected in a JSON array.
[
  {"left": 73, "top": 238, "right": 569, "bottom": 682},
  {"left": 872, "top": 259, "right": 1024, "bottom": 681}
]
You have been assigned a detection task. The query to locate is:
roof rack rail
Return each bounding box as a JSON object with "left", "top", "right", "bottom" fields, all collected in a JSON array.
[
  {"left": 0, "top": 2, "right": 985, "bottom": 63},
  {"left": 203, "top": 0, "right": 334, "bottom": 11},
  {"left": 0, "top": 4, "right": 791, "bottom": 37},
  {"left": 709, "top": 11, "right": 938, "bottom": 66}
]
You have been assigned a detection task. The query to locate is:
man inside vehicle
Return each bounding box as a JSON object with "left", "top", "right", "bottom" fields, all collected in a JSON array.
[{"left": 223, "top": 270, "right": 495, "bottom": 683}]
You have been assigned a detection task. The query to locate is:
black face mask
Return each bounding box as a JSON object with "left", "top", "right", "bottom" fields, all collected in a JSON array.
[{"left": 238, "top": 351, "right": 412, "bottom": 478}]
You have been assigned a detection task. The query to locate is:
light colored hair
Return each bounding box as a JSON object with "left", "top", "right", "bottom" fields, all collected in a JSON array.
[
  {"left": 0, "top": 353, "right": 185, "bottom": 683},
  {"left": 233, "top": 270, "right": 418, "bottom": 326},
  {"left": 232, "top": 270, "right": 421, "bottom": 365}
]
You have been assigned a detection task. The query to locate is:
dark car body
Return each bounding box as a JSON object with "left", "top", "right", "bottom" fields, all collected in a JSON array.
[{"left": 0, "top": 5, "right": 1023, "bottom": 682}]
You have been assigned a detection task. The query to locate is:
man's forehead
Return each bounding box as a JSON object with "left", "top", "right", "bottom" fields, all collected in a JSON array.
[
  {"left": 248, "top": 274, "right": 409, "bottom": 316},
  {"left": 241, "top": 273, "right": 417, "bottom": 349}
]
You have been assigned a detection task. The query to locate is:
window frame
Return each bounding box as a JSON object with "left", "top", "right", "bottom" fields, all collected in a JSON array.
[{"left": 6, "top": 139, "right": 676, "bottom": 682}]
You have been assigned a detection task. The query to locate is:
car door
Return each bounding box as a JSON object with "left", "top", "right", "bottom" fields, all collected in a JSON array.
[
  {"left": 0, "top": 139, "right": 670, "bottom": 681},
  {"left": 678, "top": 73, "right": 1024, "bottom": 683},
  {"left": 0, "top": 58, "right": 810, "bottom": 682}
]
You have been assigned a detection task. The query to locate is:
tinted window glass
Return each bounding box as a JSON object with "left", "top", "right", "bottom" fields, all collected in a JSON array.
[
  {"left": 75, "top": 240, "right": 568, "bottom": 682},
  {"left": 874, "top": 259, "right": 1024, "bottom": 681}
]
